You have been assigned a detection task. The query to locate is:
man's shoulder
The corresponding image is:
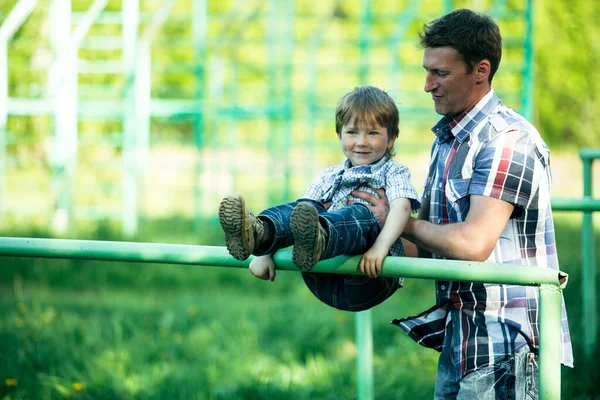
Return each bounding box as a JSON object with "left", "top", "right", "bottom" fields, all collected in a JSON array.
[
  {"left": 473, "top": 107, "right": 551, "bottom": 165},
  {"left": 479, "top": 107, "right": 546, "bottom": 142}
]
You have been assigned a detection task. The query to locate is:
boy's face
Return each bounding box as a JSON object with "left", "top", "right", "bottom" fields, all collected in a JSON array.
[{"left": 338, "top": 118, "right": 396, "bottom": 167}]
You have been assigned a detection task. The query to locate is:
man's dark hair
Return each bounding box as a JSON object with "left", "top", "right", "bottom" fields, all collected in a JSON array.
[{"left": 419, "top": 8, "right": 502, "bottom": 84}]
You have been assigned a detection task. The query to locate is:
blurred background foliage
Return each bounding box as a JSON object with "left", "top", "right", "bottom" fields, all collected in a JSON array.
[
  {"left": 1, "top": 0, "right": 599, "bottom": 399},
  {"left": 2, "top": 0, "right": 598, "bottom": 232},
  {"left": 535, "top": 0, "right": 600, "bottom": 147},
  {"left": 2, "top": 0, "right": 598, "bottom": 146}
]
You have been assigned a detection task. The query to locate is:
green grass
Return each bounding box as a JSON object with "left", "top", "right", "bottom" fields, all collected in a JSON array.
[{"left": 0, "top": 215, "right": 598, "bottom": 399}]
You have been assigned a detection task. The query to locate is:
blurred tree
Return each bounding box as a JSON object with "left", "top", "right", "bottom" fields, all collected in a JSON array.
[{"left": 535, "top": 0, "right": 600, "bottom": 147}]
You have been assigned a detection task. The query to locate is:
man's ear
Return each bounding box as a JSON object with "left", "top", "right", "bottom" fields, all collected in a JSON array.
[{"left": 475, "top": 60, "right": 491, "bottom": 84}]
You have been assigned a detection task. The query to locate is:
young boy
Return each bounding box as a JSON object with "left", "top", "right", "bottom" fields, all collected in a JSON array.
[{"left": 218, "top": 86, "right": 420, "bottom": 311}]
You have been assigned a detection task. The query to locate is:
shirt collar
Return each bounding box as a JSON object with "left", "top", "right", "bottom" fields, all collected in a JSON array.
[
  {"left": 343, "top": 156, "right": 389, "bottom": 174},
  {"left": 431, "top": 89, "right": 500, "bottom": 143}
]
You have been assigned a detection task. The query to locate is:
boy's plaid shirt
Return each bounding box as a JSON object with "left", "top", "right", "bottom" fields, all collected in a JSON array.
[
  {"left": 303, "top": 156, "right": 420, "bottom": 257},
  {"left": 392, "top": 89, "right": 573, "bottom": 378}
]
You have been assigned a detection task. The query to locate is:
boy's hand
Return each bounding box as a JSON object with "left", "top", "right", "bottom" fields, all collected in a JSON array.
[
  {"left": 249, "top": 255, "right": 276, "bottom": 282},
  {"left": 359, "top": 244, "right": 389, "bottom": 278}
]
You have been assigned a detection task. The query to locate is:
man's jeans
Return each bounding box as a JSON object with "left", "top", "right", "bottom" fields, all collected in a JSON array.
[
  {"left": 256, "top": 198, "right": 400, "bottom": 312},
  {"left": 434, "top": 334, "right": 539, "bottom": 400}
]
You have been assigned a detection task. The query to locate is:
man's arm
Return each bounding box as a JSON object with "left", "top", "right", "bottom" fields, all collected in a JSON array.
[
  {"left": 402, "top": 195, "right": 514, "bottom": 261},
  {"left": 352, "top": 190, "right": 515, "bottom": 261},
  {"left": 414, "top": 197, "right": 432, "bottom": 259}
]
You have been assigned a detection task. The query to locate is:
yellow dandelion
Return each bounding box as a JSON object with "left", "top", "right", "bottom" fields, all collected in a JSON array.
[
  {"left": 5, "top": 378, "right": 18, "bottom": 387},
  {"left": 72, "top": 382, "right": 85, "bottom": 391}
]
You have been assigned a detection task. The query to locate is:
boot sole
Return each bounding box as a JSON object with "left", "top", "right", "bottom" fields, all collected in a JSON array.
[
  {"left": 291, "top": 202, "right": 320, "bottom": 271},
  {"left": 218, "top": 195, "right": 250, "bottom": 260}
]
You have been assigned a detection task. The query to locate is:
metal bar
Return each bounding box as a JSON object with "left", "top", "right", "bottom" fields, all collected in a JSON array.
[
  {"left": 0, "top": 0, "right": 38, "bottom": 42},
  {"left": 122, "top": 0, "right": 140, "bottom": 237},
  {"left": 356, "top": 310, "right": 373, "bottom": 400},
  {"left": 0, "top": 237, "right": 563, "bottom": 285},
  {"left": 551, "top": 197, "right": 600, "bottom": 212},
  {"left": 49, "top": 0, "right": 76, "bottom": 234},
  {"left": 0, "top": 237, "right": 566, "bottom": 399},
  {"left": 0, "top": 0, "right": 39, "bottom": 225},
  {"left": 538, "top": 283, "right": 562, "bottom": 398},
  {"left": 0, "top": 41, "right": 7, "bottom": 223},
  {"left": 581, "top": 157, "right": 596, "bottom": 357},
  {"left": 579, "top": 148, "right": 600, "bottom": 161},
  {"left": 71, "top": 0, "right": 108, "bottom": 48},
  {"left": 192, "top": 0, "right": 207, "bottom": 232},
  {"left": 521, "top": 0, "right": 534, "bottom": 121},
  {"left": 0, "top": 236, "right": 565, "bottom": 399}
]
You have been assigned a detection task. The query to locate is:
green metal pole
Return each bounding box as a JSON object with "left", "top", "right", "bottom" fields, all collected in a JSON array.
[
  {"left": 0, "top": 237, "right": 563, "bottom": 285},
  {"left": 538, "top": 283, "right": 562, "bottom": 399},
  {"left": 192, "top": 0, "right": 207, "bottom": 232},
  {"left": 0, "top": 41, "right": 6, "bottom": 225},
  {"left": 121, "top": 0, "right": 139, "bottom": 237},
  {"left": 0, "top": 237, "right": 566, "bottom": 398},
  {"left": 0, "top": 0, "right": 40, "bottom": 224},
  {"left": 581, "top": 155, "right": 595, "bottom": 358},
  {"left": 357, "top": 3, "right": 373, "bottom": 398},
  {"left": 0, "top": 237, "right": 567, "bottom": 399},
  {"left": 49, "top": 0, "right": 76, "bottom": 234},
  {"left": 551, "top": 197, "right": 600, "bottom": 212},
  {"left": 522, "top": 0, "right": 534, "bottom": 122},
  {"left": 356, "top": 306, "right": 373, "bottom": 400}
]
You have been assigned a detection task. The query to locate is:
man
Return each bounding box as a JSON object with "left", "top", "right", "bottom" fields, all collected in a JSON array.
[{"left": 353, "top": 8, "right": 573, "bottom": 399}]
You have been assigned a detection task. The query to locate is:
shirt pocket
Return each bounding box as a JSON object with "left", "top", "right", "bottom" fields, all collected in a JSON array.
[{"left": 445, "top": 178, "right": 471, "bottom": 218}]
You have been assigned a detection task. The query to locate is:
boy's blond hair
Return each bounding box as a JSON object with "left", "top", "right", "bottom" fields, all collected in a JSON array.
[{"left": 335, "top": 86, "right": 399, "bottom": 158}]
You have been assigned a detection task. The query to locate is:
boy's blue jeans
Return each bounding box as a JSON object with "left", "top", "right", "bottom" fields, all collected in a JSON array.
[{"left": 255, "top": 198, "right": 401, "bottom": 312}]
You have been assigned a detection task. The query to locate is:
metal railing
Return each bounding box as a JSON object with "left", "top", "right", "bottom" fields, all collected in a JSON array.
[
  {"left": 551, "top": 148, "right": 599, "bottom": 357},
  {"left": 0, "top": 237, "right": 567, "bottom": 399}
]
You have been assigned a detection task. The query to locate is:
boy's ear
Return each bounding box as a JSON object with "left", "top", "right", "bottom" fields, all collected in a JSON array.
[{"left": 387, "top": 135, "right": 397, "bottom": 148}]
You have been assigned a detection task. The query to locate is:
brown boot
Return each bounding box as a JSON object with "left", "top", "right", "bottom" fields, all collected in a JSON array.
[
  {"left": 218, "top": 194, "right": 266, "bottom": 260},
  {"left": 290, "top": 202, "right": 327, "bottom": 271}
]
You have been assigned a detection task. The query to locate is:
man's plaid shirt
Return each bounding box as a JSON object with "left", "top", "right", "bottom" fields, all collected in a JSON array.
[
  {"left": 303, "top": 156, "right": 420, "bottom": 257},
  {"left": 392, "top": 89, "right": 573, "bottom": 378}
]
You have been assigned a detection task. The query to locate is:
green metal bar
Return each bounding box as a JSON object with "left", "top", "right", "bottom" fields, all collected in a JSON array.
[
  {"left": 538, "top": 283, "right": 562, "bottom": 399},
  {"left": 0, "top": 0, "right": 39, "bottom": 225},
  {"left": 356, "top": 309, "right": 373, "bottom": 400},
  {"left": 0, "top": 236, "right": 566, "bottom": 399},
  {"left": 49, "top": 0, "right": 76, "bottom": 234},
  {"left": 357, "top": 4, "right": 373, "bottom": 397},
  {"left": 581, "top": 156, "right": 596, "bottom": 358},
  {"left": 551, "top": 197, "right": 600, "bottom": 212},
  {"left": 122, "top": 0, "right": 139, "bottom": 237},
  {"left": 192, "top": 0, "right": 207, "bottom": 232},
  {"left": 0, "top": 236, "right": 562, "bottom": 285},
  {"left": 521, "top": 0, "right": 534, "bottom": 122},
  {"left": 580, "top": 148, "right": 600, "bottom": 161},
  {"left": 357, "top": 0, "right": 372, "bottom": 84}
]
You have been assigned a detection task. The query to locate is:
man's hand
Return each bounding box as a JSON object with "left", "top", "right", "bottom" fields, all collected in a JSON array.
[{"left": 350, "top": 187, "right": 390, "bottom": 228}]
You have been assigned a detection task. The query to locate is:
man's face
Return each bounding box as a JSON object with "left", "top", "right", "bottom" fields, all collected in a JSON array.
[{"left": 422, "top": 46, "right": 480, "bottom": 117}]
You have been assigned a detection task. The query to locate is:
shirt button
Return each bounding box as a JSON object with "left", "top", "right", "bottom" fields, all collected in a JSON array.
[{"left": 440, "top": 285, "right": 446, "bottom": 290}]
